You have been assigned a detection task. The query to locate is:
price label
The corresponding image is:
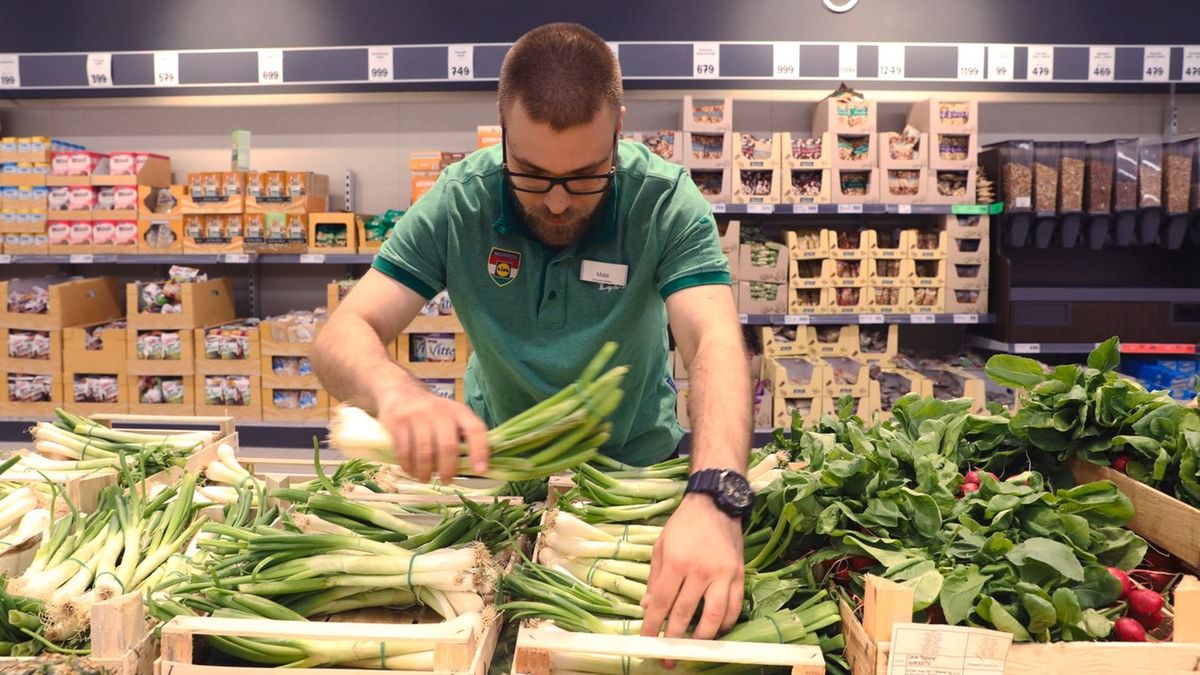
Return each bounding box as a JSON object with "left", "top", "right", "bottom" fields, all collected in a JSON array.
[
  {"left": 0, "top": 54, "right": 19, "bottom": 88},
  {"left": 1088, "top": 46, "right": 1115, "bottom": 81},
  {"left": 747, "top": 204, "right": 774, "bottom": 214},
  {"left": 711, "top": 203, "right": 727, "bottom": 214},
  {"left": 1142, "top": 47, "right": 1169, "bottom": 82},
  {"left": 957, "top": 44, "right": 985, "bottom": 80},
  {"left": 910, "top": 313, "right": 937, "bottom": 324},
  {"left": 69, "top": 253, "right": 94, "bottom": 264},
  {"left": 784, "top": 314, "right": 811, "bottom": 325},
  {"left": 1027, "top": 46, "right": 1054, "bottom": 81},
  {"left": 838, "top": 43, "right": 858, "bottom": 79},
  {"left": 0, "top": 254, "right": 11, "bottom": 264},
  {"left": 773, "top": 42, "right": 799, "bottom": 79},
  {"left": 87, "top": 53, "right": 112, "bottom": 87},
  {"left": 1014, "top": 196, "right": 1032, "bottom": 209},
  {"left": 988, "top": 45, "right": 1014, "bottom": 80},
  {"left": 897, "top": 204, "right": 912, "bottom": 214},
  {"left": 299, "top": 253, "right": 326, "bottom": 264},
  {"left": 953, "top": 313, "right": 980, "bottom": 324},
  {"left": 793, "top": 204, "right": 819, "bottom": 214},
  {"left": 1014, "top": 343, "right": 1042, "bottom": 354},
  {"left": 448, "top": 45, "right": 473, "bottom": 79},
  {"left": 367, "top": 46, "right": 393, "bottom": 82},
  {"left": 877, "top": 44, "right": 905, "bottom": 79},
  {"left": 153, "top": 51, "right": 179, "bottom": 86},
  {"left": 258, "top": 49, "right": 284, "bottom": 84},
  {"left": 222, "top": 253, "right": 251, "bottom": 264},
  {"left": 858, "top": 314, "right": 885, "bottom": 325},
  {"left": 1183, "top": 47, "right": 1200, "bottom": 82},
  {"left": 737, "top": 313, "right": 749, "bottom": 324},
  {"left": 838, "top": 204, "right": 864, "bottom": 214},
  {"left": 693, "top": 43, "right": 720, "bottom": 78}
]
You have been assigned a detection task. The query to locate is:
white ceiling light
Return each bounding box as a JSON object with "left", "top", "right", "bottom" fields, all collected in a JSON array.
[{"left": 824, "top": 0, "right": 859, "bottom": 12}]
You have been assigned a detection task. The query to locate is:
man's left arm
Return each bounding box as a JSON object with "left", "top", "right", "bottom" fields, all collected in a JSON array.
[{"left": 640, "top": 282, "right": 751, "bottom": 642}]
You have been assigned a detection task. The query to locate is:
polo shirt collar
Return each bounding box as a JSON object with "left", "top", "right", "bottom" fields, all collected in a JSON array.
[{"left": 492, "top": 172, "right": 620, "bottom": 250}]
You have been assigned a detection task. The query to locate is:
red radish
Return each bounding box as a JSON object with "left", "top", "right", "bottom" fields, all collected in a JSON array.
[
  {"left": 1107, "top": 566, "right": 1134, "bottom": 600},
  {"left": 960, "top": 482, "right": 979, "bottom": 495},
  {"left": 964, "top": 470, "right": 980, "bottom": 484},
  {"left": 1141, "top": 547, "right": 1171, "bottom": 570},
  {"left": 1136, "top": 610, "right": 1164, "bottom": 631},
  {"left": 848, "top": 556, "right": 874, "bottom": 571},
  {"left": 1131, "top": 570, "right": 1173, "bottom": 592},
  {"left": 925, "top": 606, "right": 945, "bottom": 624},
  {"left": 1114, "top": 617, "right": 1147, "bottom": 642},
  {"left": 1128, "top": 589, "right": 1164, "bottom": 617},
  {"left": 1111, "top": 453, "right": 1132, "bottom": 474}
]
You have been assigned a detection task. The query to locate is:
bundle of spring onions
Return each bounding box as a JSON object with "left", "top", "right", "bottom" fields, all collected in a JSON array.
[
  {"left": 0, "top": 473, "right": 208, "bottom": 656},
  {"left": 330, "top": 342, "right": 628, "bottom": 480},
  {"left": 192, "top": 442, "right": 267, "bottom": 505},
  {"left": 13, "top": 409, "right": 211, "bottom": 480},
  {"left": 560, "top": 450, "right": 789, "bottom": 524},
  {"left": 0, "top": 456, "right": 56, "bottom": 554}
]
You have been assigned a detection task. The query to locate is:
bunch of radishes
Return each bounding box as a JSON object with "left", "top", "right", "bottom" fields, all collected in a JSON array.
[
  {"left": 958, "top": 468, "right": 997, "bottom": 496},
  {"left": 1108, "top": 566, "right": 1167, "bottom": 642}
]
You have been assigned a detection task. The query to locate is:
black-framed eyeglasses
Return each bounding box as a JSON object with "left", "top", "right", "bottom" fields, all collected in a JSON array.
[{"left": 501, "top": 128, "right": 618, "bottom": 195}]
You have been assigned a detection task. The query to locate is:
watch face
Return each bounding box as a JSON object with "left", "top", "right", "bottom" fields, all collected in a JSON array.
[{"left": 719, "top": 473, "right": 754, "bottom": 510}]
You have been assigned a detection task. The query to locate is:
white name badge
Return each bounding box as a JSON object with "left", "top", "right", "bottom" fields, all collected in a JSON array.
[{"left": 581, "top": 260, "right": 628, "bottom": 287}]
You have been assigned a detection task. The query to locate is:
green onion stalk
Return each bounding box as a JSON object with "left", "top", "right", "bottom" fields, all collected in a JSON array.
[
  {"left": 329, "top": 342, "right": 628, "bottom": 480},
  {"left": 19, "top": 408, "right": 208, "bottom": 478}
]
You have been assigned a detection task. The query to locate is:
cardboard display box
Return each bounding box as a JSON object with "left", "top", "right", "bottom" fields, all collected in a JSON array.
[
  {"left": 873, "top": 367, "right": 934, "bottom": 413},
  {"left": 829, "top": 286, "right": 871, "bottom": 314},
  {"left": 397, "top": 332, "right": 471, "bottom": 379},
  {"left": 739, "top": 240, "right": 789, "bottom": 283},
  {"left": 824, "top": 228, "right": 870, "bottom": 259},
  {"left": 128, "top": 374, "right": 195, "bottom": 415},
  {"left": 760, "top": 326, "right": 807, "bottom": 358},
  {"left": 127, "top": 278, "right": 235, "bottom": 330},
  {"left": 139, "top": 185, "right": 185, "bottom": 219},
  {"left": 733, "top": 132, "right": 783, "bottom": 169},
  {"left": 0, "top": 327, "right": 62, "bottom": 374},
  {"left": 92, "top": 219, "right": 140, "bottom": 255},
  {"left": 63, "top": 371, "right": 129, "bottom": 415},
  {"left": 782, "top": 168, "right": 832, "bottom": 204},
  {"left": 738, "top": 281, "right": 788, "bottom": 315},
  {"left": 307, "top": 212, "right": 358, "bottom": 254},
  {"left": 683, "top": 132, "right": 733, "bottom": 169},
  {"left": 832, "top": 169, "right": 881, "bottom": 203},
  {"left": 947, "top": 261, "right": 988, "bottom": 289},
  {"left": 0, "top": 369, "right": 62, "bottom": 417},
  {"left": 789, "top": 258, "right": 828, "bottom": 289},
  {"left": 790, "top": 287, "right": 831, "bottom": 314},
  {"left": 772, "top": 393, "right": 822, "bottom": 429},
  {"left": 905, "top": 258, "right": 947, "bottom": 287},
  {"left": 832, "top": 133, "right": 878, "bottom": 169},
  {"left": 878, "top": 132, "right": 929, "bottom": 169},
  {"left": 944, "top": 286, "right": 988, "bottom": 313},
  {"left": 906, "top": 286, "right": 946, "bottom": 314},
  {"left": 868, "top": 258, "right": 907, "bottom": 287},
  {"left": 926, "top": 168, "right": 977, "bottom": 205},
  {"left": 126, "top": 328, "right": 196, "bottom": 376},
  {"left": 820, "top": 383, "right": 881, "bottom": 422},
  {"left": 92, "top": 154, "right": 171, "bottom": 187},
  {"left": 682, "top": 95, "right": 733, "bottom": 133},
  {"left": 64, "top": 322, "right": 128, "bottom": 373},
  {"left": 182, "top": 214, "right": 245, "bottom": 255},
  {"left": 866, "top": 286, "right": 909, "bottom": 313},
  {"left": 194, "top": 322, "right": 261, "bottom": 376},
  {"left": 136, "top": 218, "right": 184, "bottom": 254},
  {"left": 881, "top": 168, "right": 927, "bottom": 204},
  {"left": 822, "top": 356, "right": 872, "bottom": 397},
  {"left": 261, "top": 387, "right": 329, "bottom": 422},
  {"left": 732, "top": 167, "right": 782, "bottom": 204},
  {"left": 929, "top": 132, "right": 979, "bottom": 170},
  {"left": 786, "top": 229, "right": 829, "bottom": 259},
  {"left": 689, "top": 168, "right": 730, "bottom": 204},
  {"left": 763, "top": 356, "right": 826, "bottom": 398},
  {"left": 782, "top": 132, "right": 833, "bottom": 169},
  {"left": 813, "top": 97, "right": 877, "bottom": 135},
  {"left": 907, "top": 97, "right": 980, "bottom": 133},
  {"left": 854, "top": 324, "right": 899, "bottom": 365},
  {"left": 908, "top": 230, "right": 948, "bottom": 259},
  {"left": 627, "top": 130, "right": 685, "bottom": 164},
  {"left": 918, "top": 365, "right": 986, "bottom": 412},
  {"left": 804, "top": 325, "right": 860, "bottom": 357},
  {"left": 195, "top": 374, "right": 263, "bottom": 421},
  {"left": 867, "top": 229, "right": 912, "bottom": 259},
  {"left": 947, "top": 233, "right": 988, "bottom": 263},
  {"left": 0, "top": 276, "right": 122, "bottom": 330}
]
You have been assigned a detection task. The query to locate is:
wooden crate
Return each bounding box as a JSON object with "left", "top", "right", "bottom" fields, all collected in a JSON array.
[
  {"left": 261, "top": 387, "right": 329, "bottom": 422},
  {"left": 160, "top": 607, "right": 499, "bottom": 675},
  {"left": 127, "top": 328, "right": 196, "bottom": 376},
  {"left": 195, "top": 374, "right": 263, "bottom": 421},
  {"left": 63, "top": 370, "right": 130, "bottom": 415},
  {"left": 87, "top": 412, "right": 236, "bottom": 450},
  {"left": 0, "top": 276, "right": 122, "bottom": 330},
  {"left": 0, "top": 469, "right": 118, "bottom": 515},
  {"left": 0, "top": 593, "right": 158, "bottom": 674},
  {"left": 842, "top": 573, "right": 1200, "bottom": 675},
  {"left": 194, "top": 323, "right": 261, "bottom": 376},
  {"left": 127, "top": 278, "right": 235, "bottom": 330},
  {"left": 0, "top": 368, "right": 62, "bottom": 417},
  {"left": 1068, "top": 459, "right": 1200, "bottom": 569},
  {"left": 126, "top": 375, "right": 196, "bottom": 415},
  {"left": 0, "top": 527, "right": 41, "bottom": 578},
  {"left": 513, "top": 625, "right": 825, "bottom": 675},
  {"left": 0, "top": 327, "right": 62, "bottom": 374}
]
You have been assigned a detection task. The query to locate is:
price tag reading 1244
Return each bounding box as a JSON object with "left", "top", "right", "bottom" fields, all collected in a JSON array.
[
  {"left": 258, "top": 49, "right": 284, "bottom": 84},
  {"left": 693, "top": 43, "right": 720, "bottom": 78},
  {"left": 448, "top": 45, "right": 473, "bottom": 80}
]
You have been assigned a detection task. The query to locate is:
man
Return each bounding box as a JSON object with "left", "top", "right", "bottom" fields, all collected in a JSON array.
[{"left": 313, "top": 23, "right": 752, "bottom": 644}]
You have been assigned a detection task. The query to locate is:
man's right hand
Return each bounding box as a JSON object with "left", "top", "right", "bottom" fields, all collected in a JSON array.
[{"left": 375, "top": 384, "right": 490, "bottom": 483}]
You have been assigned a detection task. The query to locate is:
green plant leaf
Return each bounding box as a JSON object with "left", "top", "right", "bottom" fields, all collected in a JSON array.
[
  {"left": 1071, "top": 565, "right": 1123, "bottom": 609},
  {"left": 940, "top": 567, "right": 990, "bottom": 625},
  {"left": 978, "top": 596, "right": 1032, "bottom": 641},
  {"left": 1022, "top": 593, "right": 1058, "bottom": 634},
  {"left": 1006, "top": 537, "right": 1086, "bottom": 582},
  {"left": 986, "top": 354, "right": 1047, "bottom": 390},
  {"left": 1087, "top": 337, "right": 1121, "bottom": 372}
]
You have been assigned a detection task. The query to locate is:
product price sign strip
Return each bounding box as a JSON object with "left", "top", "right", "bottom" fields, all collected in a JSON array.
[{"left": 3, "top": 42, "right": 1200, "bottom": 90}]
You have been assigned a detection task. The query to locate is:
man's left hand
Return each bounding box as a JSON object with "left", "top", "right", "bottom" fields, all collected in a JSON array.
[{"left": 640, "top": 493, "right": 744, "bottom": 645}]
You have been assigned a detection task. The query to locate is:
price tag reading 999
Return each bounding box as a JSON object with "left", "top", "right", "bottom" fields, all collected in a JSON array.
[
  {"left": 693, "top": 43, "right": 720, "bottom": 78},
  {"left": 448, "top": 45, "right": 473, "bottom": 80},
  {"left": 367, "top": 47, "right": 393, "bottom": 82},
  {"left": 773, "top": 42, "right": 799, "bottom": 79}
]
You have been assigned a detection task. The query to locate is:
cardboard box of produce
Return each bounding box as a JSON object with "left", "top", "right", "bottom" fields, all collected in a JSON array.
[
  {"left": 0, "top": 369, "right": 62, "bottom": 417},
  {"left": 683, "top": 96, "right": 733, "bottom": 133},
  {"left": 813, "top": 97, "right": 876, "bottom": 135},
  {"left": 0, "top": 327, "right": 62, "bottom": 374},
  {"left": 782, "top": 168, "right": 832, "bottom": 204},
  {"left": 126, "top": 328, "right": 196, "bottom": 376},
  {"left": 790, "top": 287, "right": 831, "bottom": 314},
  {"left": 0, "top": 276, "right": 122, "bottom": 330},
  {"left": 786, "top": 229, "right": 829, "bottom": 259},
  {"left": 782, "top": 133, "right": 833, "bottom": 169},
  {"left": 763, "top": 356, "right": 826, "bottom": 398},
  {"left": 738, "top": 281, "right": 788, "bottom": 315},
  {"left": 683, "top": 132, "right": 732, "bottom": 170},
  {"left": 824, "top": 228, "right": 870, "bottom": 259},
  {"left": 739, "top": 240, "right": 789, "bottom": 283},
  {"left": 689, "top": 168, "right": 730, "bottom": 204},
  {"left": 732, "top": 167, "right": 782, "bottom": 205},
  {"left": 63, "top": 371, "right": 128, "bottom": 415},
  {"left": 127, "top": 374, "right": 195, "bottom": 415},
  {"left": 733, "top": 132, "right": 783, "bottom": 169},
  {"left": 907, "top": 97, "right": 979, "bottom": 133},
  {"left": 195, "top": 374, "right": 262, "bottom": 421},
  {"left": 127, "top": 278, "right": 235, "bottom": 331},
  {"left": 194, "top": 321, "right": 261, "bottom": 376},
  {"left": 878, "top": 132, "right": 928, "bottom": 170},
  {"left": 854, "top": 324, "right": 899, "bottom": 365}
]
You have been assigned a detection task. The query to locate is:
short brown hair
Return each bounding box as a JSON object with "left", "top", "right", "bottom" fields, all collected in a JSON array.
[{"left": 499, "top": 23, "right": 623, "bottom": 131}]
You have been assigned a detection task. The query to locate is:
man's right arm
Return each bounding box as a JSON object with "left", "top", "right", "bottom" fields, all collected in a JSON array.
[{"left": 312, "top": 269, "right": 488, "bottom": 482}]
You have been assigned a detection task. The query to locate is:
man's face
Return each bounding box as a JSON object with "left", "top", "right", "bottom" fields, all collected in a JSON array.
[{"left": 502, "top": 101, "right": 621, "bottom": 248}]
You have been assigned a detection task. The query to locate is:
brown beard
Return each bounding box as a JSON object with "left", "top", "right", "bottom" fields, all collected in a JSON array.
[{"left": 518, "top": 201, "right": 599, "bottom": 249}]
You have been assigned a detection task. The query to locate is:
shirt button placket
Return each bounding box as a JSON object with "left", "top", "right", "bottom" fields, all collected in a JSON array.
[{"left": 539, "top": 261, "right": 568, "bottom": 329}]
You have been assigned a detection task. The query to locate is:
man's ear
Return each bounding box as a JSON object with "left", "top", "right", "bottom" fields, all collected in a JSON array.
[
  {"left": 496, "top": 100, "right": 503, "bottom": 125},
  {"left": 617, "top": 105, "right": 626, "bottom": 134}
]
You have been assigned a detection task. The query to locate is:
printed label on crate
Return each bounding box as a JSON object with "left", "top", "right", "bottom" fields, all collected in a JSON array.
[
  {"left": 885, "top": 623, "right": 1012, "bottom": 675},
  {"left": 423, "top": 379, "right": 457, "bottom": 400}
]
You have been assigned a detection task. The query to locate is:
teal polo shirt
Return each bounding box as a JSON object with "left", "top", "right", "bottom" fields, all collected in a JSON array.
[{"left": 372, "top": 140, "right": 730, "bottom": 465}]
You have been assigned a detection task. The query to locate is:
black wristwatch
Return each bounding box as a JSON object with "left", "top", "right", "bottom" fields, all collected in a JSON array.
[{"left": 685, "top": 469, "right": 755, "bottom": 520}]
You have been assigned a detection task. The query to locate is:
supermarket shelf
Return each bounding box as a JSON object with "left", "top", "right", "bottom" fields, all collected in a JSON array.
[
  {"left": 713, "top": 203, "right": 1003, "bottom": 216},
  {"left": 0, "top": 253, "right": 377, "bottom": 265},
  {"left": 740, "top": 313, "right": 995, "bottom": 326},
  {"left": 967, "top": 335, "right": 1199, "bottom": 355},
  {"left": 1008, "top": 287, "right": 1200, "bottom": 303}
]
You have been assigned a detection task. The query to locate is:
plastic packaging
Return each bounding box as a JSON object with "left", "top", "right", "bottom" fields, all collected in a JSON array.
[
  {"left": 1086, "top": 142, "right": 1115, "bottom": 213},
  {"left": 994, "top": 141, "right": 1034, "bottom": 209},
  {"left": 1163, "top": 139, "right": 1196, "bottom": 214},
  {"left": 1113, "top": 139, "right": 1140, "bottom": 211},
  {"left": 1033, "top": 142, "right": 1060, "bottom": 212},
  {"left": 1058, "top": 142, "right": 1085, "bottom": 212},
  {"left": 1139, "top": 142, "right": 1163, "bottom": 208}
]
